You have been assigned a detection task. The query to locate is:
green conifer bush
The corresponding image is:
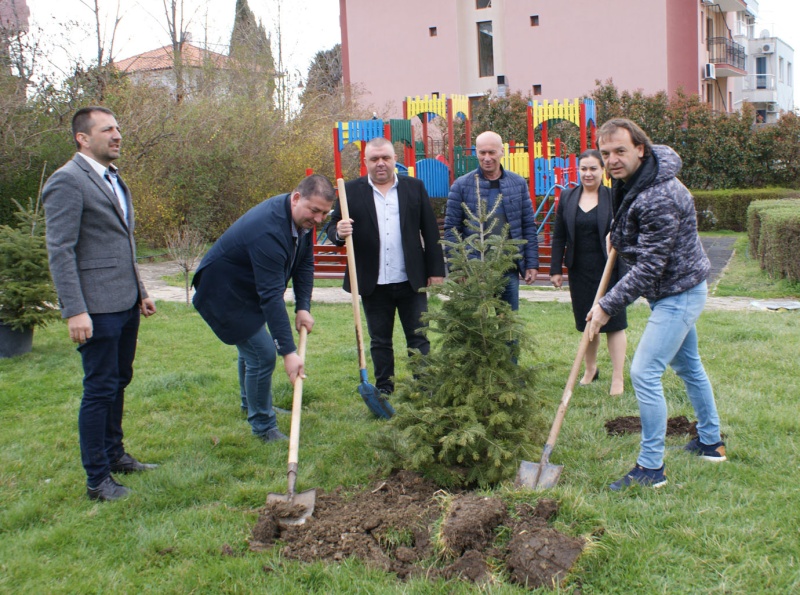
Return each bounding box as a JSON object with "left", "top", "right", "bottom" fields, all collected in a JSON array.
[
  {"left": 0, "top": 198, "right": 59, "bottom": 331},
  {"left": 382, "top": 185, "right": 543, "bottom": 487}
]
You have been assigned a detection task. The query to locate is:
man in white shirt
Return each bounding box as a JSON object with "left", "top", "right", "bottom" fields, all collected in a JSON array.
[{"left": 326, "top": 137, "right": 445, "bottom": 395}]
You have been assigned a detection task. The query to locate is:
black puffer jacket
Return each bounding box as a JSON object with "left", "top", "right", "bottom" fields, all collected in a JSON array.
[{"left": 599, "top": 145, "right": 710, "bottom": 316}]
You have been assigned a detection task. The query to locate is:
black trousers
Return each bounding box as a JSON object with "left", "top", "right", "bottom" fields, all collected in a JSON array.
[
  {"left": 361, "top": 281, "right": 429, "bottom": 393},
  {"left": 77, "top": 305, "right": 140, "bottom": 486}
]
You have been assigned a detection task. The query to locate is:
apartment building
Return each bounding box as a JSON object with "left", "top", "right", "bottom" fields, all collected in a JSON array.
[
  {"left": 340, "top": 0, "right": 793, "bottom": 119},
  {"left": 736, "top": 31, "right": 794, "bottom": 123}
]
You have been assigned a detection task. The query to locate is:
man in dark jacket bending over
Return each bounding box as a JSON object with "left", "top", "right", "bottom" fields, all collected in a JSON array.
[{"left": 193, "top": 174, "right": 335, "bottom": 442}]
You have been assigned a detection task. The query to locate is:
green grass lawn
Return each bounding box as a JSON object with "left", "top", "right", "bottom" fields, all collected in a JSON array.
[
  {"left": 2, "top": 294, "right": 799, "bottom": 592},
  {"left": 710, "top": 234, "right": 800, "bottom": 299}
]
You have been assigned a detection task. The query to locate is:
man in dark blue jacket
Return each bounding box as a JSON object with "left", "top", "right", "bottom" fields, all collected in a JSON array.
[
  {"left": 193, "top": 175, "right": 335, "bottom": 442},
  {"left": 444, "top": 131, "right": 539, "bottom": 310}
]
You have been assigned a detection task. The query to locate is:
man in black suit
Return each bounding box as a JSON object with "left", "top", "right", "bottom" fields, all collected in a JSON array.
[
  {"left": 44, "top": 107, "right": 158, "bottom": 502},
  {"left": 326, "top": 137, "right": 445, "bottom": 395}
]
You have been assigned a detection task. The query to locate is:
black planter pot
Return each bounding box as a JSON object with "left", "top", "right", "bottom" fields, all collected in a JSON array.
[{"left": 0, "top": 322, "right": 33, "bottom": 358}]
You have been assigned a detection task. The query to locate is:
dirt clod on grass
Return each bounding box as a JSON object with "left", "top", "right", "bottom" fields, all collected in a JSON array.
[
  {"left": 441, "top": 495, "right": 507, "bottom": 555},
  {"left": 252, "top": 471, "right": 587, "bottom": 589},
  {"left": 605, "top": 415, "right": 698, "bottom": 437}
]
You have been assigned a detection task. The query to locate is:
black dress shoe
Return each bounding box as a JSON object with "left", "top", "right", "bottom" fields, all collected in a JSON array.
[
  {"left": 87, "top": 476, "right": 131, "bottom": 501},
  {"left": 110, "top": 453, "right": 159, "bottom": 473},
  {"left": 579, "top": 369, "right": 600, "bottom": 386},
  {"left": 257, "top": 428, "right": 288, "bottom": 442}
]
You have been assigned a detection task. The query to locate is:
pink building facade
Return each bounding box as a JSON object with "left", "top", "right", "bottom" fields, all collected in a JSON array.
[{"left": 341, "top": 0, "right": 771, "bottom": 118}]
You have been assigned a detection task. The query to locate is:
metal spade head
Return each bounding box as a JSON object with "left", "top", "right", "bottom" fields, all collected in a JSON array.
[
  {"left": 266, "top": 488, "right": 317, "bottom": 526},
  {"left": 515, "top": 460, "right": 564, "bottom": 490}
]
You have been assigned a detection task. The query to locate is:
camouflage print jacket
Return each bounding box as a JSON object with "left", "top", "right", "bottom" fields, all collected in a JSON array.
[{"left": 599, "top": 145, "right": 710, "bottom": 316}]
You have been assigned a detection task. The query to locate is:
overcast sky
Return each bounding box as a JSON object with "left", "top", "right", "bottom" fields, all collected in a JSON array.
[
  {"left": 26, "top": 0, "right": 342, "bottom": 83},
  {"left": 23, "top": 0, "right": 799, "bottom": 107}
]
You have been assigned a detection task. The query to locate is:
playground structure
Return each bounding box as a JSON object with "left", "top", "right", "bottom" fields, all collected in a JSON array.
[{"left": 315, "top": 95, "right": 599, "bottom": 279}]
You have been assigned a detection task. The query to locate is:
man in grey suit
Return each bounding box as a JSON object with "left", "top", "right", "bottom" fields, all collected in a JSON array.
[{"left": 44, "top": 107, "right": 158, "bottom": 502}]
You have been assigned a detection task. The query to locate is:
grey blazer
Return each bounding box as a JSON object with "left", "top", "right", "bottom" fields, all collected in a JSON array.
[{"left": 43, "top": 154, "right": 147, "bottom": 318}]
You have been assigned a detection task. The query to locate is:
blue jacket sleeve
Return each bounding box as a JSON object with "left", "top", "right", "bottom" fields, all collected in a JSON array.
[
  {"left": 249, "top": 235, "right": 297, "bottom": 355},
  {"left": 292, "top": 235, "right": 314, "bottom": 312}
]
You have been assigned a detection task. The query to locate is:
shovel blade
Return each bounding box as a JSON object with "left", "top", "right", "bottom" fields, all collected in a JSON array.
[
  {"left": 515, "top": 460, "right": 563, "bottom": 490},
  {"left": 358, "top": 382, "right": 395, "bottom": 419},
  {"left": 266, "top": 488, "right": 317, "bottom": 526}
]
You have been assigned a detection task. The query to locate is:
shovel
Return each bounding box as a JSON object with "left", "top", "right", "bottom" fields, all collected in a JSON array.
[
  {"left": 336, "top": 178, "right": 395, "bottom": 419},
  {"left": 516, "top": 249, "right": 618, "bottom": 489},
  {"left": 267, "top": 326, "right": 316, "bottom": 525}
]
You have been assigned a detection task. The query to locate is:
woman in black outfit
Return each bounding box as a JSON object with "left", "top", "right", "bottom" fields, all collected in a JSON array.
[{"left": 550, "top": 150, "right": 627, "bottom": 395}]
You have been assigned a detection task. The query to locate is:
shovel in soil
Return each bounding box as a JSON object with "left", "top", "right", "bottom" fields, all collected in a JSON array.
[
  {"left": 336, "top": 178, "right": 395, "bottom": 419},
  {"left": 516, "top": 249, "right": 618, "bottom": 489},
  {"left": 267, "top": 326, "right": 316, "bottom": 525}
]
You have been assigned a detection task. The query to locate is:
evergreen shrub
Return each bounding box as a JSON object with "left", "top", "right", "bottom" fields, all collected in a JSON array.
[
  {"left": 380, "top": 185, "right": 543, "bottom": 488},
  {"left": 693, "top": 188, "right": 800, "bottom": 232},
  {"left": 747, "top": 199, "right": 800, "bottom": 284}
]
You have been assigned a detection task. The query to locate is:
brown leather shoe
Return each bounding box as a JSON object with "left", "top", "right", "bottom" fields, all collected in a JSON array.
[
  {"left": 87, "top": 476, "right": 131, "bottom": 501},
  {"left": 110, "top": 453, "right": 159, "bottom": 473}
]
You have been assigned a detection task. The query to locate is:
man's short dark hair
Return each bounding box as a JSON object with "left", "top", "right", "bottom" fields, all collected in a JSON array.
[
  {"left": 365, "top": 137, "right": 393, "bottom": 151},
  {"left": 72, "top": 107, "right": 115, "bottom": 149},
  {"left": 597, "top": 118, "right": 653, "bottom": 158},
  {"left": 296, "top": 174, "right": 335, "bottom": 203}
]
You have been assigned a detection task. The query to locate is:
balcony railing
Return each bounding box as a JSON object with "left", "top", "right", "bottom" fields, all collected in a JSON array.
[
  {"left": 707, "top": 37, "right": 746, "bottom": 70},
  {"left": 742, "top": 73, "right": 777, "bottom": 91}
]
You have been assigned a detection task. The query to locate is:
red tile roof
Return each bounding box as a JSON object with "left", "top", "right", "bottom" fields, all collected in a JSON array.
[{"left": 114, "top": 43, "right": 229, "bottom": 73}]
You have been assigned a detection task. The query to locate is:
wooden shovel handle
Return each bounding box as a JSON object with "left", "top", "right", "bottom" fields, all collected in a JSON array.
[
  {"left": 539, "top": 249, "right": 618, "bottom": 466},
  {"left": 336, "top": 178, "right": 369, "bottom": 370},
  {"left": 287, "top": 326, "right": 308, "bottom": 468}
]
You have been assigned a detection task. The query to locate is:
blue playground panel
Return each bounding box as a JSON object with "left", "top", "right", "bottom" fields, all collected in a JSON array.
[
  {"left": 415, "top": 158, "right": 450, "bottom": 198},
  {"left": 337, "top": 120, "right": 385, "bottom": 152}
]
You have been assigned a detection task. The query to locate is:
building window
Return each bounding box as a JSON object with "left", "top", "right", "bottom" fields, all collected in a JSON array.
[
  {"left": 530, "top": 15, "right": 539, "bottom": 26},
  {"left": 788, "top": 62, "right": 793, "bottom": 87},
  {"left": 429, "top": 26, "right": 437, "bottom": 37},
  {"left": 756, "top": 56, "right": 767, "bottom": 89},
  {"left": 532, "top": 84, "right": 542, "bottom": 96},
  {"left": 779, "top": 57, "right": 784, "bottom": 82},
  {"left": 477, "top": 21, "right": 494, "bottom": 78},
  {"left": 476, "top": 0, "right": 491, "bottom": 8}
]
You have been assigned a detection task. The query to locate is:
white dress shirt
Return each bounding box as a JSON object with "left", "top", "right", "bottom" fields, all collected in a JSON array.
[
  {"left": 77, "top": 152, "right": 128, "bottom": 222},
  {"left": 368, "top": 175, "right": 407, "bottom": 285}
]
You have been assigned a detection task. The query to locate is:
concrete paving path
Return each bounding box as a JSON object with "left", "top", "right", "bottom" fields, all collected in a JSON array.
[{"left": 138, "top": 237, "right": 757, "bottom": 312}]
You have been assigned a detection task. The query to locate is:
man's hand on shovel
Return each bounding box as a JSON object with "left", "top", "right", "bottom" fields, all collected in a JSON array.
[{"left": 586, "top": 303, "right": 611, "bottom": 342}]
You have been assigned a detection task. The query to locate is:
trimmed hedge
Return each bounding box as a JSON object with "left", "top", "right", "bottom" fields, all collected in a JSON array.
[
  {"left": 747, "top": 199, "right": 800, "bottom": 283},
  {"left": 693, "top": 188, "right": 800, "bottom": 232}
]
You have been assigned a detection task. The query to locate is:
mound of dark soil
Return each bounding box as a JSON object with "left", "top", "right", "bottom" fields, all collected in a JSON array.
[
  {"left": 605, "top": 415, "right": 698, "bottom": 437},
  {"left": 250, "top": 470, "right": 587, "bottom": 589},
  {"left": 441, "top": 495, "right": 507, "bottom": 555}
]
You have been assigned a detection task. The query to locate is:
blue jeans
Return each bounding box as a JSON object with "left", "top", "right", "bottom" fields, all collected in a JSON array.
[
  {"left": 500, "top": 271, "right": 520, "bottom": 311},
  {"left": 77, "top": 305, "right": 140, "bottom": 486},
  {"left": 630, "top": 281, "right": 721, "bottom": 469},
  {"left": 238, "top": 355, "right": 247, "bottom": 410},
  {"left": 236, "top": 326, "right": 278, "bottom": 437}
]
